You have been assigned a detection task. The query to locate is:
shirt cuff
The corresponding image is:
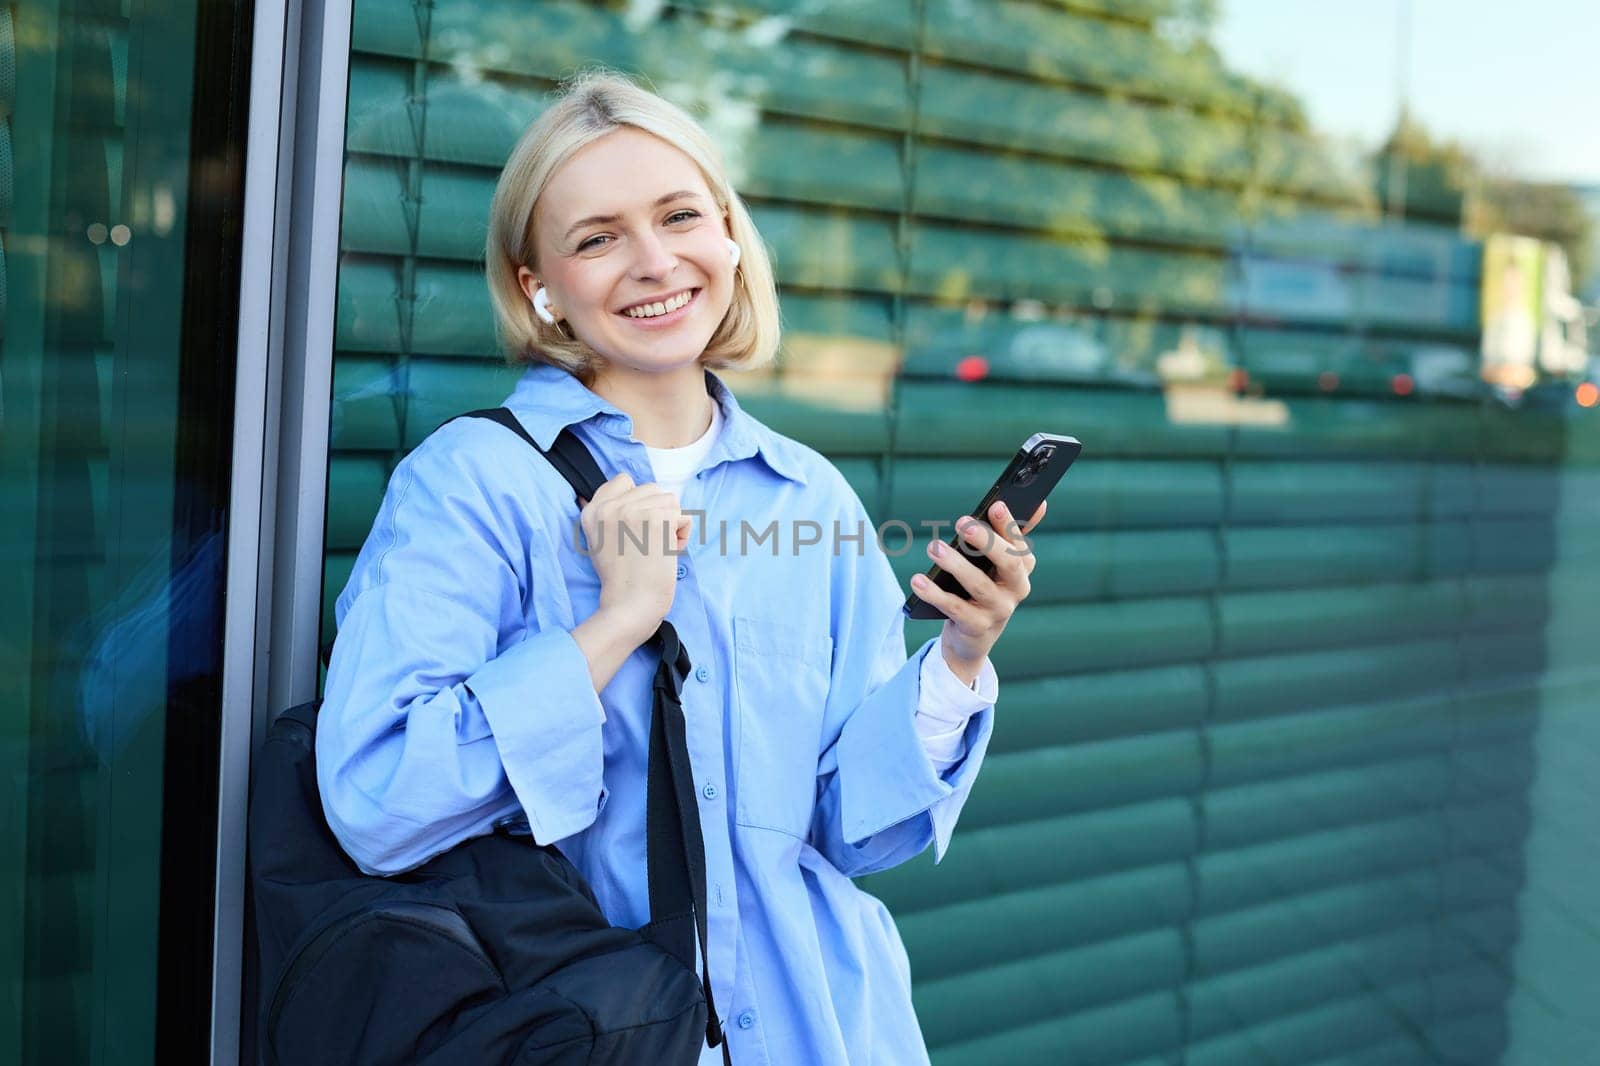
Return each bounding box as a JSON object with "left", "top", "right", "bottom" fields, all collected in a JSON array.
[
  {"left": 915, "top": 649, "right": 999, "bottom": 769},
  {"left": 919, "top": 646, "right": 999, "bottom": 720},
  {"left": 469, "top": 626, "right": 609, "bottom": 846}
]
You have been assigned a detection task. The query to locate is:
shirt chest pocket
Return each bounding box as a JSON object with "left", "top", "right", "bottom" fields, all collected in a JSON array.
[{"left": 732, "top": 615, "right": 834, "bottom": 838}]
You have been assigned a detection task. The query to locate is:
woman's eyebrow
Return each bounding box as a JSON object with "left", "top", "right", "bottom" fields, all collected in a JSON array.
[{"left": 562, "top": 190, "right": 704, "bottom": 242}]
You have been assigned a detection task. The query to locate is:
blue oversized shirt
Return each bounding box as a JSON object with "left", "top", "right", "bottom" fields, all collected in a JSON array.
[{"left": 317, "top": 362, "right": 997, "bottom": 1064}]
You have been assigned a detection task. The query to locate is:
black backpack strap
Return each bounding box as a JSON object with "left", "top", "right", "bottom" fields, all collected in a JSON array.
[
  {"left": 452, "top": 406, "right": 724, "bottom": 1049},
  {"left": 454, "top": 407, "right": 605, "bottom": 504},
  {"left": 645, "top": 621, "right": 724, "bottom": 1048}
]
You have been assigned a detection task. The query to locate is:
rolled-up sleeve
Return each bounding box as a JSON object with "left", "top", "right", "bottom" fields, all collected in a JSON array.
[
  {"left": 315, "top": 422, "right": 607, "bottom": 876},
  {"left": 807, "top": 487, "right": 995, "bottom": 878}
]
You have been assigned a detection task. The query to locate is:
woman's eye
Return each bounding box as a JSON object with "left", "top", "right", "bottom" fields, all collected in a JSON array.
[
  {"left": 577, "top": 234, "right": 611, "bottom": 251},
  {"left": 666, "top": 209, "right": 701, "bottom": 224}
]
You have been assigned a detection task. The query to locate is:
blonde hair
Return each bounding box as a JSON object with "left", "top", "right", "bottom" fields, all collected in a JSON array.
[{"left": 485, "top": 71, "right": 780, "bottom": 381}]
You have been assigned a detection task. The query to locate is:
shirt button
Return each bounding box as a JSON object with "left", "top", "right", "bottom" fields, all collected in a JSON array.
[
  {"left": 702, "top": 782, "right": 719, "bottom": 801},
  {"left": 737, "top": 1011, "right": 755, "bottom": 1030},
  {"left": 694, "top": 665, "right": 711, "bottom": 683},
  {"left": 676, "top": 563, "right": 687, "bottom": 580}
]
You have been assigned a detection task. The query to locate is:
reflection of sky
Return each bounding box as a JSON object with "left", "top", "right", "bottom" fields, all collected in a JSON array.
[{"left": 1215, "top": 0, "right": 1600, "bottom": 185}]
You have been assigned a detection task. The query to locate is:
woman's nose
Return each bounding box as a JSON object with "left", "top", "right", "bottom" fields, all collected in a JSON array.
[{"left": 628, "top": 231, "right": 678, "bottom": 280}]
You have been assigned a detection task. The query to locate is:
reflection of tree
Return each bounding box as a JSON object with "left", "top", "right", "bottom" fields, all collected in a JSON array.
[{"left": 1374, "top": 113, "right": 1594, "bottom": 288}]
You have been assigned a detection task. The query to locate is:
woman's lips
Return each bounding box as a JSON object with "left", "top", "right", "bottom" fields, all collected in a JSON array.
[{"left": 617, "top": 288, "right": 699, "bottom": 328}]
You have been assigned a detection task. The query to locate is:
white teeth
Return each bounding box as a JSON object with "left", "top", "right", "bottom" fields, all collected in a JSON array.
[{"left": 625, "top": 291, "right": 692, "bottom": 318}]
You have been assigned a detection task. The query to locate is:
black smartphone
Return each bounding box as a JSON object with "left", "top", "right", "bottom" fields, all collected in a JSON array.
[{"left": 902, "top": 432, "right": 1081, "bottom": 621}]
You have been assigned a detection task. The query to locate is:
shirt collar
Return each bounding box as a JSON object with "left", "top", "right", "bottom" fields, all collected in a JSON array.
[{"left": 505, "top": 362, "right": 809, "bottom": 487}]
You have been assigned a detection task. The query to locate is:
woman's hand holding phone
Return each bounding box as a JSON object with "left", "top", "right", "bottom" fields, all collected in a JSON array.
[{"left": 914, "top": 499, "right": 1047, "bottom": 685}]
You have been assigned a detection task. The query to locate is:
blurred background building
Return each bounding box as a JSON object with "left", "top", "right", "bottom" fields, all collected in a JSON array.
[{"left": 3, "top": 1, "right": 1597, "bottom": 1063}]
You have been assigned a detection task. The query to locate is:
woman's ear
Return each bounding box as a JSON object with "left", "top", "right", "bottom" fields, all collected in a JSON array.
[{"left": 516, "top": 266, "right": 540, "bottom": 304}]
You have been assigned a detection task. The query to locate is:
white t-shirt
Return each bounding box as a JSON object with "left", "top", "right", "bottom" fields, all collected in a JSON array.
[{"left": 641, "top": 395, "right": 724, "bottom": 503}]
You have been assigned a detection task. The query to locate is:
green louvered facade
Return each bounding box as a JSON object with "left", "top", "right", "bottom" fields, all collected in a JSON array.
[{"left": 325, "top": 2, "right": 1600, "bottom": 1062}]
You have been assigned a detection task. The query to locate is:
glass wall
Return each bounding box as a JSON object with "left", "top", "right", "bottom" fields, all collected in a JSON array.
[
  {"left": 0, "top": 0, "right": 252, "bottom": 1061},
  {"left": 323, "top": 1, "right": 1599, "bottom": 1062}
]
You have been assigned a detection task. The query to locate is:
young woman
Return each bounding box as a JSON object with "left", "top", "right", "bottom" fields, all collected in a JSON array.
[{"left": 317, "top": 71, "right": 1045, "bottom": 1065}]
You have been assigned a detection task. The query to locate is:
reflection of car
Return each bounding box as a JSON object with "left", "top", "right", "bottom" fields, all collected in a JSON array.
[
  {"left": 1007, "top": 323, "right": 1109, "bottom": 378},
  {"left": 911, "top": 318, "right": 1162, "bottom": 386},
  {"left": 1395, "top": 344, "right": 1481, "bottom": 400},
  {"left": 1513, "top": 357, "right": 1600, "bottom": 413}
]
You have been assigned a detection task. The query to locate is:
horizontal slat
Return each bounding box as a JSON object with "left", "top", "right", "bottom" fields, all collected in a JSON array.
[
  {"left": 1306, "top": 1037, "right": 1454, "bottom": 1066},
  {"left": 958, "top": 729, "right": 1204, "bottom": 830},
  {"left": 929, "top": 990, "right": 1180, "bottom": 1065},
  {"left": 338, "top": 260, "right": 496, "bottom": 357},
  {"left": 907, "top": 223, "right": 1231, "bottom": 310},
  {"left": 982, "top": 664, "right": 1208, "bottom": 753},
  {"left": 1186, "top": 982, "right": 1430, "bottom": 1065},
  {"left": 326, "top": 457, "right": 389, "bottom": 550},
  {"left": 896, "top": 863, "right": 1189, "bottom": 982},
  {"left": 730, "top": 391, "right": 891, "bottom": 454},
  {"left": 778, "top": 292, "right": 894, "bottom": 343},
  {"left": 984, "top": 597, "right": 1214, "bottom": 679},
  {"left": 1474, "top": 403, "right": 1567, "bottom": 463},
  {"left": 859, "top": 798, "right": 1196, "bottom": 914},
  {"left": 1208, "top": 692, "right": 1456, "bottom": 789},
  {"left": 1230, "top": 461, "right": 1426, "bottom": 523},
  {"left": 1215, "top": 638, "right": 1458, "bottom": 721},
  {"left": 1246, "top": 216, "right": 1480, "bottom": 280},
  {"left": 895, "top": 382, "right": 1231, "bottom": 458},
  {"left": 1225, "top": 523, "right": 1424, "bottom": 588},
  {"left": 917, "top": 63, "right": 1254, "bottom": 184},
  {"left": 1194, "top": 871, "right": 1440, "bottom": 977},
  {"left": 1189, "top": 924, "right": 1437, "bottom": 1040},
  {"left": 900, "top": 304, "right": 1201, "bottom": 389},
  {"left": 1437, "top": 902, "right": 1522, "bottom": 971},
  {"left": 1234, "top": 250, "right": 1476, "bottom": 332},
  {"left": 754, "top": 204, "right": 903, "bottom": 291},
  {"left": 915, "top": 927, "right": 1185, "bottom": 1048},
  {"left": 1444, "top": 800, "right": 1534, "bottom": 864},
  {"left": 1217, "top": 580, "right": 1464, "bottom": 657},
  {"left": 671, "top": 0, "right": 918, "bottom": 52},
  {"left": 913, "top": 147, "right": 1243, "bottom": 247},
  {"left": 402, "top": 359, "right": 526, "bottom": 447},
  {"left": 330, "top": 355, "right": 402, "bottom": 451},
  {"left": 1203, "top": 756, "right": 1453, "bottom": 851},
  {"left": 920, "top": 0, "right": 1257, "bottom": 117},
  {"left": 1229, "top": 397, "right": 1483, "bottom": 461},
  {"left": 1196, "top": 813, "right": 1449, "bottom": 918}
]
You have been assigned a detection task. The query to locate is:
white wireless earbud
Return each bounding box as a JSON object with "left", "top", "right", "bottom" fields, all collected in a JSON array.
[
  {"left": 532, "top": 287, "right": 557, "bottom": 325},
  {"left": 726, "top": 238, "right": 741, "bottom": 270}
]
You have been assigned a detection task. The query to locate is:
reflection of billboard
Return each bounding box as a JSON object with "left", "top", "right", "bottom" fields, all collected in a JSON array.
[
  {"left": 1480, "top": 234, "right": 1542, "bottom": 389},
  {"left": 1481, "top": 234, "right": 1588, "bottom": 388}
]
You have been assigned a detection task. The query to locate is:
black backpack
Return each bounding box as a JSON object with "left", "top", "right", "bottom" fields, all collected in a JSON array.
[{"left": 248, "top": 408, "right": 725, "bottom": 1065}]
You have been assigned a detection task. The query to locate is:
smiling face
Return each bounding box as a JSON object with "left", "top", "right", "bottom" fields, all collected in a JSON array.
[{"left": 520, "top": 128, "right": 735, "bottom": 380}]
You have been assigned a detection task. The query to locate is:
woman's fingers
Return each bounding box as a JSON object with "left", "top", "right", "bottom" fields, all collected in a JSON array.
[
  {"left": 926, "top": 533, "right": 1005, "bottom": 611},
  {"left": 960, "top": 509, "right": 1034, "bottom": 586},
  {"left": 910, "top": 569, "right": 982, "bottom": 627},
  {"left": 1020, "top": 499, "right": 1046, "bottom": 536}
]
